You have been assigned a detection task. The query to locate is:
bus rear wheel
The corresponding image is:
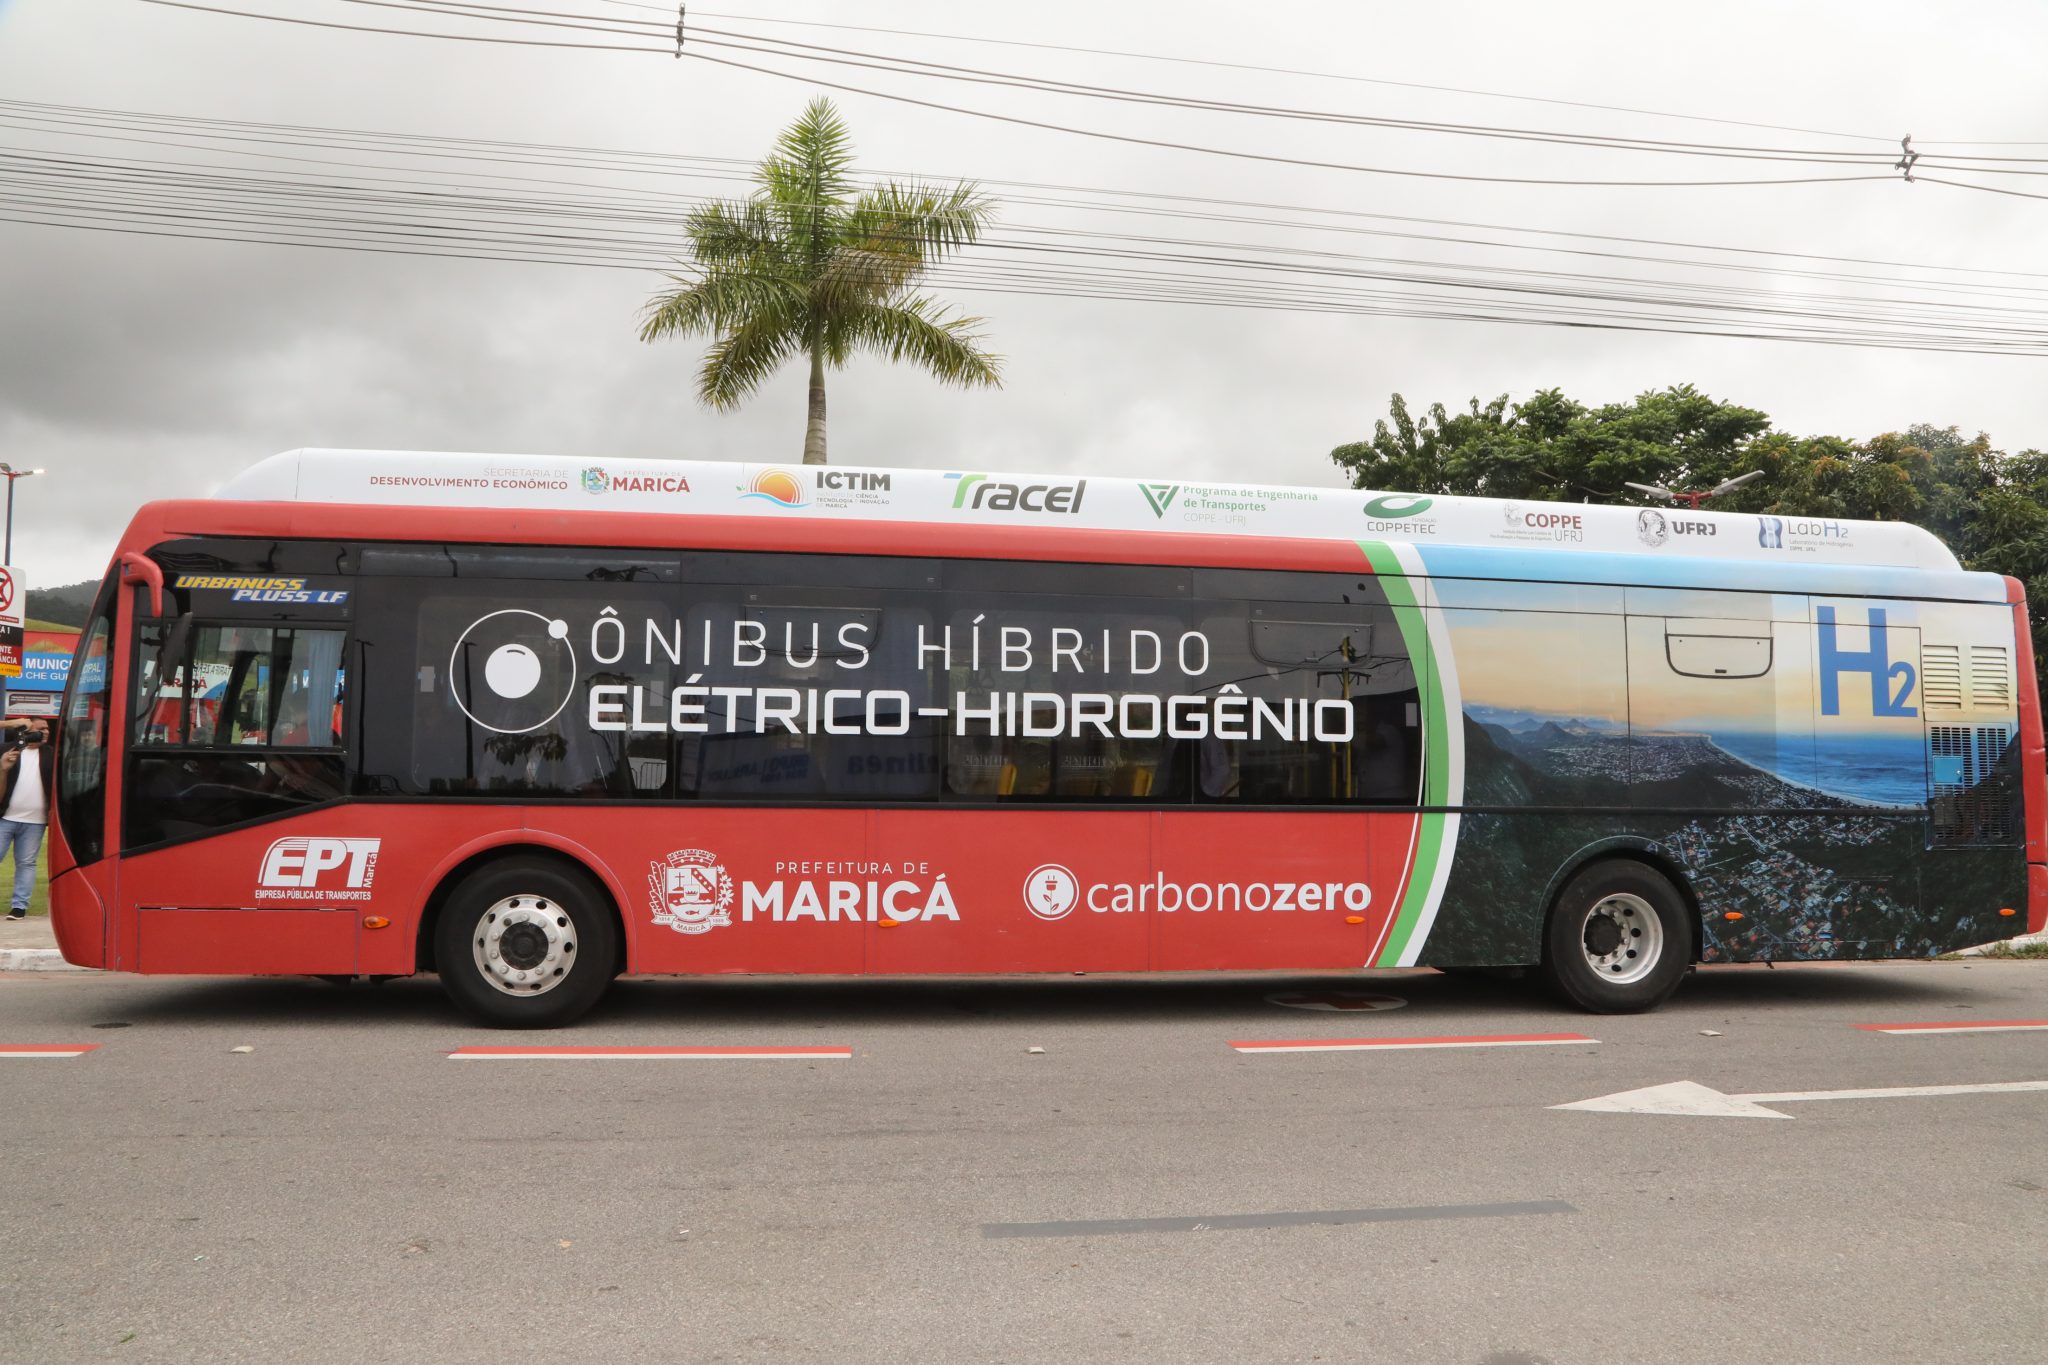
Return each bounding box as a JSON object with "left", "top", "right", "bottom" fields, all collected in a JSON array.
[
  {"left": 1540, "top": 860, "right": 1690, "bottom": 1014},
  {"left": 435, "top": 857, "right": 619, "bottom": 1028}
]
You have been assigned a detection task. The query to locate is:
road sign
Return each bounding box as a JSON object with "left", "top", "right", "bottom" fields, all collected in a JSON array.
[
  {"left": 1552, "top": 1078, "right": 2048, "bottom": 1119},
  {"left": 0, "top": 565, "right": 21, "bottom": 678}
]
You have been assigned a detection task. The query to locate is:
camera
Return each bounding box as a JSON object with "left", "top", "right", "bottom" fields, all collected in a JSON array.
[{"left": 16, "top": 729, "right": 42, "bottom": 745}]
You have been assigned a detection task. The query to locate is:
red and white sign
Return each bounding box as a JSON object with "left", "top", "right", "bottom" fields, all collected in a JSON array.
[{"left": 0, "top": 565, "right": 21, "bottom": 678}]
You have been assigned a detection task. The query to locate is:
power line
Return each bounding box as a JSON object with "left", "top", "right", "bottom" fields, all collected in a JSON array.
[
  {"left": 591, "top": 0, "right": 1901, "bottom": 147},
  {"left": 140, "top": 1, "right": 1916, "bottom": 189}
]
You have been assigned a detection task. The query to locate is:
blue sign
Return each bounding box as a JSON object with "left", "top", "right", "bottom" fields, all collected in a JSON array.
[{"left": 18, "top": 650, "right": 70, "bottom": 690}]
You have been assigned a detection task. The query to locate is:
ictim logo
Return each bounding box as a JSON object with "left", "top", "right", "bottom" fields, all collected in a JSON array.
[
  {"left": 740, "top": 469, "right": 808, "bottom": 507},
  {"left": 450, "top": 609, "right": 577, "bottom": 734}
]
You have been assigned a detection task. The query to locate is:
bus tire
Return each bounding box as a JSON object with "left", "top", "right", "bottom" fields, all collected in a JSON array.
[
  {"left": 434, "top": 856, "right": 619, "bottom": 1028},
  {"left": 1539, "top": 860, "right": 1690, "bottom": 1014}
]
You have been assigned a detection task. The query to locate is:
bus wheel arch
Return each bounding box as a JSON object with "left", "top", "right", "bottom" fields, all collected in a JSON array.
[
  {"left": 418, "top": 847, "right": 628, "bottom": 1028},
  {"left": 1538, "top": 852, "right": 1696, "bottom": 1014},
  {"left": 415, "top": 837, "right": 632, "bottom": 976},
  {"left": 1539, "top": 839, "right": 1704, "bottom": 967}
]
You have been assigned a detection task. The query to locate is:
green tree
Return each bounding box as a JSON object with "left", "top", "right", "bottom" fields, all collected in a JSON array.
[
  {"left": 1330, "top": 385, "right": 1769, "bottom": 502},
  {"left": 1329, "top": 390, "right": 2048, "bottom": 713},
  {"left": 640, "top": 98, "right": 1002, "bottom": 465}
]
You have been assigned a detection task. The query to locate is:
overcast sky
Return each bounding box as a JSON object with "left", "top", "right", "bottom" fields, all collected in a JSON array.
[{"left": 2, "top": 0, "right": 2044, "bottom": 592}]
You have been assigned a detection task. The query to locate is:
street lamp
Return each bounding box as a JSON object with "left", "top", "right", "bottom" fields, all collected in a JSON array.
[{"left": 0, "top": 465, "right": 45, "bottom": 563}]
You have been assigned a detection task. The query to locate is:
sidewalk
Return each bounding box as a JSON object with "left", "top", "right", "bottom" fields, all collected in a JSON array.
[{"left": 0, "top": 912, "right": 75, "bottom": 971}]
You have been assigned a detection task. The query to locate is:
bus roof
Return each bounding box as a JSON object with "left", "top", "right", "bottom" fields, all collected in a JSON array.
[{"left": 215, "top": 447, "right": 1963, "bottom": 573}]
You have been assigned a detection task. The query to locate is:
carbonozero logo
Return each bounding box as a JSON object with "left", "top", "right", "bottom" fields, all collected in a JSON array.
[
  {"left": 946, "top": 472, "right": 1087, "bottom": 514},
  {"left": 257, "top": 837, "right": 380, "bottom": 901}
]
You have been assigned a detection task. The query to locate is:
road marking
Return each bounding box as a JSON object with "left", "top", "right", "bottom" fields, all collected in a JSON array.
[
  {"left": 1263, "top": 990, "right": 1408, "bottom": 1012},
  {"left": 980, "top": 1199, "right": 1575, "bottom": 1239},
  {"left": 1855, "top": 1020, "right": 2048, "bottom": 1035},
  {"left": 0, "top": 1045, "right": 99, "bottom": 1059},
  {"left": 1555, "top": 1077, "right": 2048, "bottom": 1119},
  {"left": 1232, "top": 1032, "right": 1597, "bottom": 1054},
  {"left": 447, "top": 1045, "right": 852, "bottom": 1061}
]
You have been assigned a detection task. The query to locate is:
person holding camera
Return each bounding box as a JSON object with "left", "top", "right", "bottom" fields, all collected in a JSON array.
[{"left": 0, "top": 715, "right": 52, "bottom": 920}]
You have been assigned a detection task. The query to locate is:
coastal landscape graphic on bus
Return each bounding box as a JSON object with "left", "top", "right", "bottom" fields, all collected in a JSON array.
[
  {"left": 1442, "top": 582, "right": 1930, "bottom": 809},
  {"left": 449, "top": 609, "right": 578, "bottom": 734},
  {"left": 740, "top": 469, "right": 808, "bottom": 508}
]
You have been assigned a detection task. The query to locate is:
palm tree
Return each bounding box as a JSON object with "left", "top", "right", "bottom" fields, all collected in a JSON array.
[{"left": 641, "top": 98, "right": 1002, "bottom": 465}]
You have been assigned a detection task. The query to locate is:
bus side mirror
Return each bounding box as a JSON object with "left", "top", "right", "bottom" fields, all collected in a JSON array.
[{"left": 118, "top": 552, "right": 166, "bottom": 618}]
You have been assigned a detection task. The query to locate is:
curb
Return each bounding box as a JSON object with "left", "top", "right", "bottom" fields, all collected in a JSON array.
[
  {"left": 0, "top": 949, "right": 84, "bottom": 972},
  {"left": 1955, "top": 931, "right": 2048, "bottom": 958}
]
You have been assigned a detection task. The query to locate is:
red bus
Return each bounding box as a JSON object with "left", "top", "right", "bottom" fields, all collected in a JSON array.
[{"left": 49, "top": 450, "right": 2046, "bottom": 1025}]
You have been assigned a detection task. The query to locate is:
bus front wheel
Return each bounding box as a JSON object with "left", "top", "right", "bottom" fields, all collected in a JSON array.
[
  {"left": 1539, "top": 861, "right": 1691, "bottom": 1014},
  {"left": 435, "top": 856, "right": 620, "bottom": 1028}
]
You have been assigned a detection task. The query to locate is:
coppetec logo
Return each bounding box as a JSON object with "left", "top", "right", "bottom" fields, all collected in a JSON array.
[
  {"left": 740, "top": 469, "right": 808, "bottom": 508},
  {"left": 450, "top": 609, "right": 577, "bottom": 734},
  {"left": 1637, "top": 508, "right": 1669, "bottom": 547},
  {"left": 1362, "top": 493, "right": 1438, "bottom": 536},
  {"left": 257, "top": 837, "right": 380, "bottom": 902}
]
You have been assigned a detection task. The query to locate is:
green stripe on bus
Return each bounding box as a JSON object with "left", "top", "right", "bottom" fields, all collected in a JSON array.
[{"left": 1361, "top": 542, "right": 1451, "bottom": 966}]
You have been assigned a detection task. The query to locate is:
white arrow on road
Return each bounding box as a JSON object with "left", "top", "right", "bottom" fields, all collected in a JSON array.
[{"left": 1553, "top": 1078, "right": 2048, "bottom": 1119}]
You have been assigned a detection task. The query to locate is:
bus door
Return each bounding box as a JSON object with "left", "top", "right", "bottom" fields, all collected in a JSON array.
[{"left": 117, "top": 578, "right": 356, "bottom": 975}]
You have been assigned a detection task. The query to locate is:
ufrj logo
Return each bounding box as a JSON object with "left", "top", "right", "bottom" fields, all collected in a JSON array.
[
  {"left": 257, "top": 837, "right": 380, "bottom": 900},
  {"left": 650, "top": 849, "right": 735, "bottom": 935},
  {"left": 1817, "top": 605, "right": 1917, "bottom": 717}
]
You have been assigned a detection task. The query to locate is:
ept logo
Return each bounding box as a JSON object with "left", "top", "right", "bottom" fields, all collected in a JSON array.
[
  {"left": 450, "top": 610, "right": 577, "bottom": 734},
  {"left": 257, "top": 837, "right": 380, "bottom": 901}
]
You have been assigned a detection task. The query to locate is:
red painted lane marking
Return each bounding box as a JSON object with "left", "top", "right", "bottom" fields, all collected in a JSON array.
[
  {"left": 0, "top": 1045, "right": 99, "bottom": 1059},
  {"left": 1855, "top": 1020, "right": 2048, "bottom": 1036},
  {"left": 447, "top": 1045, "right": 852, "bottom": 1061},
  {"left": 1231, "top": 1032, "right": 1598, "bottom": 1054}
]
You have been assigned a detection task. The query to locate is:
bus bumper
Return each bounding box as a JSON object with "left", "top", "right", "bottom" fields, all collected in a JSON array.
[{"left": 49, "top": 868, "right": 106, "bottom": 969}]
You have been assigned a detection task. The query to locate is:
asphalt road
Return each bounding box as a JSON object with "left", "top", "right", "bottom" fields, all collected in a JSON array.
[{"left": 2, "top": 961, "right": 2044, "bottom": 1364}]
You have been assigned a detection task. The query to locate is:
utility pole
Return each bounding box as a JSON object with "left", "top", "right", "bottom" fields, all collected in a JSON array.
[{"left": 0, "top": 465, "right": 45, "bottom": 720}]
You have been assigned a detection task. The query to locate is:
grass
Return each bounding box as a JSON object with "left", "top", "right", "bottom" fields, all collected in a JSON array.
[
  {"left": 24, "top": 618, "right": 73, "bottom": 634},
  {"left": 1950, "top": 940, "right": 2048, "bottom": 960}
]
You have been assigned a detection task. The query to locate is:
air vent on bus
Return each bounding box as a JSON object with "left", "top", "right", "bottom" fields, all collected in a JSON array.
[
  {"left": 1920, "top": 645, "right": 1963, "bottom": 710},
  {"left": 1969, "top": 645, "right": 2012, "bottom": 709},
  {"left": 1928, "top": 723, "right": 2020, "bottom": 848}
]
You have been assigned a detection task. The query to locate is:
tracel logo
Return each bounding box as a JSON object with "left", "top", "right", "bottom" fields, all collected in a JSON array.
[
  {"left": 257, "top": 837, "right": 380, "bottom": 901},
  {"left": 650, "top": 849, "right": 735, "bottom": 936},
  {"left": 741, "top": 469, "right": 808, "bottom": 508},
  {"left": 1363, "top": 495, "right": 1433, "bottom": 518},
  {"left": 945, "top": 472, "right": 1087, "bottom": 514},
  {"left": 1140, "top": 484, "right": 1179, "bottom": 518},
  {"left": 581, "top": 466, "right": 608, "bottom": 495}
]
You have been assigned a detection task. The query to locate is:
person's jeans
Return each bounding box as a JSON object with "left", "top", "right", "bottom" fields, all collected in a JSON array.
[{"left": 0, "top": 818, "right": 46, "bottom": 912}]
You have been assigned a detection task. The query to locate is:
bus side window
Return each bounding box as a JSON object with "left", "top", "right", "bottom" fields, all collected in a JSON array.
[{"left": 123, "top": 624, "right": 348, "bottom": 850}]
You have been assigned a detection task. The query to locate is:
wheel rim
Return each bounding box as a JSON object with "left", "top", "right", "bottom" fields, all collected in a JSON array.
[
  {"left": 472, "top": 894, "right": 577, "bottom": 997},
  {"left": 1578, "top": 892, "right": 1663, "bottom": 985}
]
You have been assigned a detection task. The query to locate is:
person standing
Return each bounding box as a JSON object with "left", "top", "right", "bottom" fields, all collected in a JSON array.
[{"left": 1, "top": 716, "right": 53, "bottom": 919}]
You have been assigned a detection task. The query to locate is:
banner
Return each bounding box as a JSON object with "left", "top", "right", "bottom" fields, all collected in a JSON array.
[{"left": 0, "top": 565, "right": 22, "bottom": 679}]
